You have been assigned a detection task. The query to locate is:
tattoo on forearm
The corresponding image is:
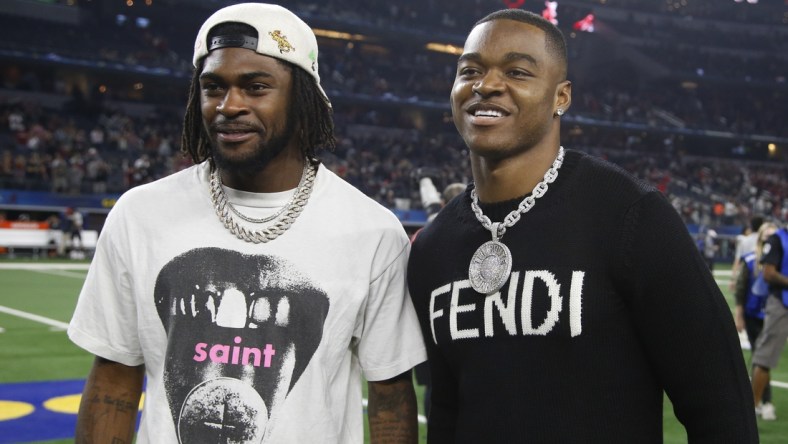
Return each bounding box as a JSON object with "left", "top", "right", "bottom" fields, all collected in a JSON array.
[
  {"left": 368, "top": 380, "right": 417, "bottom": 443},
  {"left": 76, "top": 385, "right": 138, "bottom": 444},
  {"left": 368, "top": 386, "right": 410, "bottom": 419}
]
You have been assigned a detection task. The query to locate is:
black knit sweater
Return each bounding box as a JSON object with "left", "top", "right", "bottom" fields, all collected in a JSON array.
[{"left": 408, "top": 150, "right": 758, "bottom": 443}]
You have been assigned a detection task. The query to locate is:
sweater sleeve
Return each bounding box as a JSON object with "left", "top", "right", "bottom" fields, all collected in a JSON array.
[
  {"left": 407, "top": 237, "right": 458, "bottom": 444},
  {"left": 619, "top": 192, "right": 758, "bottom": 443},
  {"left": 423, "top": 334, "right": 458, "bottom": 444}
]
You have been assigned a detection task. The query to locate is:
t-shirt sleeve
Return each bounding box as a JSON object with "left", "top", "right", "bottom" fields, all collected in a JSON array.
[
  {"left": 67, "top": 205, "right": 144, "bottom": 366},
  {"left": 356, "top": 239, "right": 427, "bottom": 381}
]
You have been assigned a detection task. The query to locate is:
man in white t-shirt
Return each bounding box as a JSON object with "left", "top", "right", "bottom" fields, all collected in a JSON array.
[{"left": 68, "top": 4, "right": 426, "bottom": 443}]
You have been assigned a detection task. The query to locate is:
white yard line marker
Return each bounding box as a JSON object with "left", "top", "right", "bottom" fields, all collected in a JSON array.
[
  {"left": 0, "top": 263, "right": 90, "bottom": 270},
  {"left": 30, "top": 269, "right": 88, "bottom": 279},
  {"left": 0, "top": 305, "right": 69, "bottom": 330},
  {"left": 772, "top": 380, "right": 788, "bottom": 390}
]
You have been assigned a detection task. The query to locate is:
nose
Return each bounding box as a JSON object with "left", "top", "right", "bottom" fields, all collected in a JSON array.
[
  {"left": 215, "top": 87, "right": 248, "bottom": 117},
  {"left": 471, "top": 72, "right": 504, "bottom": 97}
]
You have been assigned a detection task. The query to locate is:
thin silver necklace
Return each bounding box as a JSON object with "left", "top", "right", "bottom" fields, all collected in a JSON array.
[
  {"left": 226, "top": 162, "right": 309, "bottom": 224},
  {"left": 468, "top": 146, "right": 565, "bottom": 295},
  {"left": 209, "top": 162, "right": 317, "bottom": 244}
]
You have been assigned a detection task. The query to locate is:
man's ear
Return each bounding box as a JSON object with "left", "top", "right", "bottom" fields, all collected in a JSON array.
[{"left": 554, "top": 80, "right": 572, "bottom": 114}]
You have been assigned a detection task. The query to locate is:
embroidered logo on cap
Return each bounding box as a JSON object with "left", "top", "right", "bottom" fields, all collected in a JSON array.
[{"left": 269, "top": 30, "right": 295, "bottom": 54}]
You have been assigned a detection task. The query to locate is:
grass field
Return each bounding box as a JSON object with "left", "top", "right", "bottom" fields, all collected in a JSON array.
[{"left": 1, "top": 260, "right": 787, "bottom": 443}]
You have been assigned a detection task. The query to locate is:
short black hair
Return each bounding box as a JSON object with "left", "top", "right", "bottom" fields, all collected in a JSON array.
[
  {"left": 475, "top": 9, "right": 568, "bottom": 80},
  {"left": 181, "top": 21, "right": 335, "bottom": 165}
]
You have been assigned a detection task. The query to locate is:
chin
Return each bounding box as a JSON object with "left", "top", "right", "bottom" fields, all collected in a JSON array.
[
  {"left": 213, "top": 150, "right": 273, "bottom": 174},
  {"left": 466, "top": 138, "right": 513, "bottom": 158},
  {"left": 213, "top": 136, "right": 288, "bottom": 170}
]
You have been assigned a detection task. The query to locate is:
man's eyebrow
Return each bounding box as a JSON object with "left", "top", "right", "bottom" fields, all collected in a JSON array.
[
  {"left": 457, "top": 52, "right": 481, "bottom": 64},
  {"left": 199, "top": 71, "right": 274, "bottom": 81},
  {"left": 503, "top": 52, "right": 538, "bottom": 67},
  {"left": 457, "top": 52, "right": 538, "bottom": 67}
]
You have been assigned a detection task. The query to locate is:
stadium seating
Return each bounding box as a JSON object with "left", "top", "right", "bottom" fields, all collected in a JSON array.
[{"left": 0, "top": 0, "right": 786, "bottom": 262}]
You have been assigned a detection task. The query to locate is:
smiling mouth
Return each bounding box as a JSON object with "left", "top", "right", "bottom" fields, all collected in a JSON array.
[
  {"left": 212, "top": 122, "right": 260, "bottom": 139},
  {"left": 466, "top": 102, "right": 510, "bottom": 121},
  {"left": 216, "top": 129, "right": 257, "bottom": 143},
  {"left": 472, "top": 109, "right": 505, "bottom": 118},
  {"left": 467, "top": 107, "right": 510, "bottom": 125}
]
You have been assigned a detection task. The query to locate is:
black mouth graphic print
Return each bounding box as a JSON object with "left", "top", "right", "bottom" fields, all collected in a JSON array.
[{"left": 154, "top": 247, "right": 330, "bottom": 443}]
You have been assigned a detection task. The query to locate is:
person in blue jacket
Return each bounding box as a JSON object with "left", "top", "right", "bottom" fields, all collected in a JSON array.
[
  {"left": 735, "top": 221, "right": 777, "bottom": 419},
  {"left": 752, "top": 223, "right": 788, "bottom": 420}
]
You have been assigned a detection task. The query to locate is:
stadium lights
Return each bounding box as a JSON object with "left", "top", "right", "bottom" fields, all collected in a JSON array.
[
  {"left": 425, "top": 43, "right": 463, "bottom": 55},
  {"left": 312, "top": 29, "right": 365, "bottom": 41},
  {"left": 681, "top": 80, "right": 698, "bottom": 90}
]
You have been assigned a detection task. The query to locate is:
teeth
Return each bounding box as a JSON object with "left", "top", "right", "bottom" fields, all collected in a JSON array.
[
  {"left": 251, "top": 298, "right": 272, "bottom": 323},
  {"left": 275, "top": 297, "right": 290, "bottom": 327},
  {"left": 474, "top": 109, "right": 503, "bottom": 117},
  {"left": 215, "top": 288, "right": 247, "bottom": 328}
]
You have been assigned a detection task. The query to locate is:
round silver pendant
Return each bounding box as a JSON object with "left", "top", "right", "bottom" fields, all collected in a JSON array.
[{"left": 468, "top": 240, "right": 513, "bottom": 295}]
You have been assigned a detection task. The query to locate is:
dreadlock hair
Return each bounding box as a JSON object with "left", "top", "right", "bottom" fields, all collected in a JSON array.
[
  {"left": 475, "top": 9, "right": 568, "bottom": 80},
  {"left": 287, "top": 59, "right": 336, "bottom": 164},
  {"left": 181, "top": 22, "right": 336, "bottom": 166},
  {"left": 181, "top": 65, "right": 210, "bottom": 164}
]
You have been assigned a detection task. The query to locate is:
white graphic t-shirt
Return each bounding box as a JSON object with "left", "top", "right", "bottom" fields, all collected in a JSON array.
[{"left": 68, "top": 162, "right": 427, "bottom": 443}]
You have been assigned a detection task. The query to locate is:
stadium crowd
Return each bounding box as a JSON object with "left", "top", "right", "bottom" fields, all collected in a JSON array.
[
  {"left": 2, "top": 92, "right": 787, "bottom": 230},
  {"left": 1, "top": 0, "right": 786, "bottom": 234}
]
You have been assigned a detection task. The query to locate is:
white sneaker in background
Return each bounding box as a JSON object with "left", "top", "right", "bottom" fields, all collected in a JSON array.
[{"left": 761, "top": 402, "right": 777, "bottom": 421}]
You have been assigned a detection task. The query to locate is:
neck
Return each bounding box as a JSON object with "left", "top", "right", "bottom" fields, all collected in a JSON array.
[
  {"left": 218, "top": 150, "right": 307, "bottom": 193},
  {"left": 471, "top": 144, "right": 561, "bottom": 203}
]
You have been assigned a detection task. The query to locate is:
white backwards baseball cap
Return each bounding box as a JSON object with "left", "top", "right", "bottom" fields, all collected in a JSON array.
[{"left": 193, "top": 2, "right": 329, "bottom": 103}]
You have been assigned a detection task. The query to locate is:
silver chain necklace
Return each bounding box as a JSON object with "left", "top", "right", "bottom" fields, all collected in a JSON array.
[
  {"left": 209, "top": 162, "right": 317, "bottom": 244},
  {"left": 226, "top": 162, "right": 309, "bottom": 224},
  {"left": 468, "top": 146, "right": 565, "bottom": 294}
]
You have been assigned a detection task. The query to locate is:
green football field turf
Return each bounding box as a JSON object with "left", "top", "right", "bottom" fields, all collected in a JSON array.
[{"left": 1, "top": 261, "right": 787, "bottom": 443}]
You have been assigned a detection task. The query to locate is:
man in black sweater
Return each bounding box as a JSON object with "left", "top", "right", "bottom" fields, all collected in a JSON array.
[{"left": 407, "top": 9, "right": 758, "bottom": 443}]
